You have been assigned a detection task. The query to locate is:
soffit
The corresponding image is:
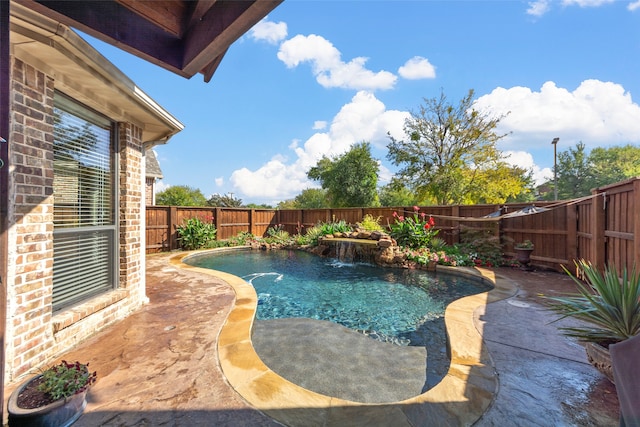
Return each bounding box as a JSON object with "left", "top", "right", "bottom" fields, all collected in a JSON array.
[
  {"left": 12, "top": 0, "right": 283, "bottom": 82},
  {"left": 10, "top": 4, "right": 184, "bottom": 143}
]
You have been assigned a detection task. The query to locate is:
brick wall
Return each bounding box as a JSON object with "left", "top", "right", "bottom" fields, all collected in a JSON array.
[
  {"left": 5, "top": 58, "right": 147, "bottom": 381},
  {"left": 118, "top": 123, "right": 143, "bottom": 296},
  {"left": 7, "top": 58, "right": 56, "bottom": 378},
  {"left": 145, "top": 177, "right": 154, "bottom": 205}
]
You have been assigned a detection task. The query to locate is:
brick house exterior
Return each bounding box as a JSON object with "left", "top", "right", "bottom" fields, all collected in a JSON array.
[{"left": 4, "top": 5, "right": 183, "bottom": 381}]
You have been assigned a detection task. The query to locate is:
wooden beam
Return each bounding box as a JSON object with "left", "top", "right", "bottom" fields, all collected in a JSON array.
[
  {"left": 182, "top": 0, "right": 282, "bottom": 76},
  {"left": 17, "top": 0, "right": 187, "bottom": 74},
  {"left": 116, "top": 0, "right": 189, "bottom": 37}
]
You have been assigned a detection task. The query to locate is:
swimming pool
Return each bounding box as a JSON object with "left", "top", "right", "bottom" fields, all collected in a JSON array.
[{"left": 186, "top": 249, "right": 492, "bottom": 347}]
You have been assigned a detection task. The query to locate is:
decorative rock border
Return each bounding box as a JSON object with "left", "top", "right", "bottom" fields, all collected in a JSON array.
[{"left": 249, "top": 229, "right": 435, "bottom": 271}]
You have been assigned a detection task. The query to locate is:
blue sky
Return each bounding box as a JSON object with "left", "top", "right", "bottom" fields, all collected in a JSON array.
[{"left": 83, "top": 0, "right": 640, "bottom": 205}]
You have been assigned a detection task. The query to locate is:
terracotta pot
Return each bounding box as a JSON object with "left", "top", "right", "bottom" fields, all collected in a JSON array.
[
  {"left": 7, "top": 375, "right": 88, "bottom": 427},
  {"left": 584, "top": 341, "right": 615, "bottom": 383}
]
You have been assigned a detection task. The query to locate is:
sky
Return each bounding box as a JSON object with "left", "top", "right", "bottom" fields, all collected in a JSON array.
[{"left": 83, "top": 0, "right": 640, "bottom": 205}]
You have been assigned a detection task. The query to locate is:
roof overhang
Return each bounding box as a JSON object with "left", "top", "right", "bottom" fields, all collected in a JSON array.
[
  {"left": 10, "top": 3, "right": 185, "bottom": 144},
  {"left": 12, "top": 0, "right": 283, "bottom": 82}
]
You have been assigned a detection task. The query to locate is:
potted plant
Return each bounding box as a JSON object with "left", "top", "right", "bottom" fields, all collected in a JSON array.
[
  {"left": 514, "top": 240, "right": 534, "bottom": 269},
  {"left": 7, "top": 360, "right": 97, "bottom": 427},
  {"left": 544, "top": 260, "right": 640, "bottom": 382}
]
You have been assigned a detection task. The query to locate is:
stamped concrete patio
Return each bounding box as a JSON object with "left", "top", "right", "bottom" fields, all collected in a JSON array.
[{"left": 4, "top": 251, "right": 619, "bottom": 426}]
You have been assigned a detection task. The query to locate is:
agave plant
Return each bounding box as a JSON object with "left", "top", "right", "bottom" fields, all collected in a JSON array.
[{"left": 545, "top": 260, "right": 640, "bottom": 345}]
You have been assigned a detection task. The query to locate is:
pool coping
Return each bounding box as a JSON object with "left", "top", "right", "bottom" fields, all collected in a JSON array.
[{"left": 172, "top": 248, "right": 518, "bottom": 427}]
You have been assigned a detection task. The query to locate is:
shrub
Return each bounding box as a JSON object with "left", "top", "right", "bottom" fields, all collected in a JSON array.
[
  {"left": 357, "top": 214, "right": 384, "bottom": 232},
  {"left": 389, "top": 206, "right": 439, "bottom": 249},
  {"left": 227, "top": 231, "right": 254, "bottom": 246},
  {"left": 303, "top": 224, "right": 324, "bottom": 245},
  {"left": 458, "top": 226, "right": 505, "bottom": 267},
  {"left": 176, "top": 217, "right": 217, "bottom": 250},
  {"left": 319, "top": 219, "right": 352, "bottom": 236},
  {"left": 265, "top": 224, "right": 291, "bottom": 243},
  {"left": 545, "top": 260, "right": 640, "bottom": 344}
]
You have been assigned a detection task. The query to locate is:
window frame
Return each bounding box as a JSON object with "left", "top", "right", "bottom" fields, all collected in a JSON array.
[{"left": 52, "top": 92, "right": 119, "bottom": 312}]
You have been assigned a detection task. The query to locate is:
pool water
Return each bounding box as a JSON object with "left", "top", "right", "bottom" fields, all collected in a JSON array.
[{"left": 187, "top": 249, "right": 492, "bottom": 347}]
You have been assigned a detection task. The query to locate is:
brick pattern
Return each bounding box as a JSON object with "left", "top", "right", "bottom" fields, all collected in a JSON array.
[
  {"left": 6, "top": 58, "right": 147, "bottom": 381},
  {"left": 118, "top": 123, "right": 143, "bottom": 295},
  {"left": 8, "top": 58, "right": 56, "bottom": 378},
  {"left": 145, "top": 177, "right": 154, "bottom": 205}
]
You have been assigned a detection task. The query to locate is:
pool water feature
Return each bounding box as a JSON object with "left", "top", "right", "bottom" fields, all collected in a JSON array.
[{"left": 187, "top": 249, "right": 492, "bottom": 347}]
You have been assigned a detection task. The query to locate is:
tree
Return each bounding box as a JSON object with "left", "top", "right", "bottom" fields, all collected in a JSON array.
[
  {"left": 295, "top": 188, "right": 329, "bottom": 208},
  {"left": 156, "top": 185, "right": 207, "bottom": 206},
  {"left": 548, "top": 143, "right": 640, "bottom": 200},
  {"left": 551, "top": 142, "right": 594, "bottom": 199},
  {"left": 378, "top": 179, "right": 423, "bottom": 207},
  {"left": 307, "top": 142, "right": 380, "bottom": 207},
  {"left": 245, "top": 203, "right": 274, "bottom": 209},
  {"left": 589, "top": 144, "right": 640, "bottom": 187},
  {"left": 387, "top": 89, "right": 518, "bottom": 205},
  {"left": 207, "top": 193, "right": 242, "bottom": 207},
  {"left": 464, "top": 161, "right": 535, "bottom": 204},
  {"left": 277, "top": 188, "right": 329, "bottom": 209}
]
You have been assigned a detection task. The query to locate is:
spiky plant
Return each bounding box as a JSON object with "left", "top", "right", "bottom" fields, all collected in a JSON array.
[{"left": 545, "top": 260, "right": 640, "bottom": 345}]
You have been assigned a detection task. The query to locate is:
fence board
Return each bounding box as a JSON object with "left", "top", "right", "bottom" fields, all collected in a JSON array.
[{"left": 145, "top": 178, "right": 639, "bottom": 273}]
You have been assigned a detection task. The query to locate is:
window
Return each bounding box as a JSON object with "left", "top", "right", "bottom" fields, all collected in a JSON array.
[{"left": 52, "top": 93, "right": 117, "bottom": 311}]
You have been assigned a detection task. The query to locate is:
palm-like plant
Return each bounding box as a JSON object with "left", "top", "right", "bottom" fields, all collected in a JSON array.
[{"left": 545, "top": 260, "right": 640, "bottom": 345}]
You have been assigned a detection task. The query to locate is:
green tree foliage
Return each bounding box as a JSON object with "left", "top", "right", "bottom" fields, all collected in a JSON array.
[
  {"left": 245, "top": 203, "right": 274, "bottom": 209},
  {"left": 465, "top": 161, "right": 535, "bottom": 204},
  {"left": 552, "top": 142, "right": 593, "bottom": 199},
  {"left": 156, "top": 185, "right": 207, "bottom": 206},
  {"left": 307, "top": 142, "right": 380, "bottom": 207},
  {"left": 548, "top": 143, "right": 640, "bottom": 200},
  {"left": 278, "top": 188, "right": 329, "bottom": 209},
  {"left": 589, "top": 144, "right": 640, "bottom": 186},
  {"left": 387, "top": 89, "right": 528, "bottom": 205},
  {"left": 207, "top": 193, "right": 243, "bottom": 207},
  {"left": 378, "top": 179, "right": 423, "bottom": 207}
]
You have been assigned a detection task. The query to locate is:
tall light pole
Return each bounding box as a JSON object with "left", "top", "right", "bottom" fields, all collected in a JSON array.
[{"left": 551, "top": 137, "right": 559, "bottom": 200}]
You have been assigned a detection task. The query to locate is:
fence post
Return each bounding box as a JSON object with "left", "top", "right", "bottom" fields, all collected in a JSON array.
[
  {"left": 214, "top": 208, "right": 221, "bottom": 240},
  {"left": 451, "top": 205, "right": 460, "bottom": 245},
  {"left": 566, "top": 203, "right": 578, "bottom": 268},
  {"left": 168, "top": 206, "right": 177, "bottom": 250},
  {"left": 634, "top": 179, "right": 640, "bottom": 269},
  {"left": 249, "top": 209, "right": 255, "bottom": 236},
  {"left": 591, "top": 190, "right": 606, "bottom": 271}
]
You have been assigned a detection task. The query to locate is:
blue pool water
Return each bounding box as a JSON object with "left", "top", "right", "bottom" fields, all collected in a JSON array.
[{"left": 187, "top": 249, "right": 492, "bottom": 346}]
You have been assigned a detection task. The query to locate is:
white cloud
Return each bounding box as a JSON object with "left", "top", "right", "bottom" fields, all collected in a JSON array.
[
  {"left": 250, "top": 17, "right": 288, "bottom": 45},
  {"left": 528, "top": 0, "right": 622, "bottom": 16},
  {"left": 474, "top": 80, "right": 640, "bottom": 150},
  {"left": 230, "top": 91, "right": 409, "bottom": 201},
  {"left": 562, "top": 0, "right": 615, "bottom": 6},
  {"left": 398, "top": 56, "right": 436, "bottom": 80},
  {"left": 277, "top": 34, "right": 397, "bottom": 90},
  {"left": 527, "top": 0, "right": 551, "bottom": 16},
  {"left": 503, "top": 151, "right": 552, "bottom": 185},
  {"left": 215, "top": 177, "right": 224, "bottom": 187},
  {"left": 313, "top": 120, "right": 327, "bottom": 130},
  {"left": 154, "top": 180, "right": 169, "bottom": 194},
  {"left": 629, "top": 0, "right": 640, "bottom": 11}
]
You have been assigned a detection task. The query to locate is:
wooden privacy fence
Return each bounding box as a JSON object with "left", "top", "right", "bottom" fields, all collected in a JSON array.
[{"left": 145, "top": 177, "right": 640, "bottom": 272}]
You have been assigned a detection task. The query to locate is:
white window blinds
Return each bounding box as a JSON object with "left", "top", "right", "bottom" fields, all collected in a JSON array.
[{"left": 52, "top": 93, "right": 117, "bottom": 311}]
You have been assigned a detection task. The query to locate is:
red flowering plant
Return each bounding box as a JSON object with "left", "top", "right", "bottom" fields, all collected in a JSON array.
[{"left": 389, "top": 206, "right": 439, "bottom": 249}]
